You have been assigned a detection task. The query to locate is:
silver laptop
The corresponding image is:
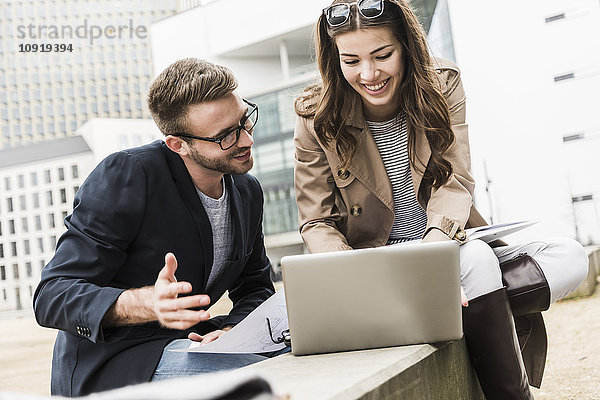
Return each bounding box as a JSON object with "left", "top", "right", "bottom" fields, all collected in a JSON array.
[{"left": 280, "top": 240, "right": 462, "bottom": 356}]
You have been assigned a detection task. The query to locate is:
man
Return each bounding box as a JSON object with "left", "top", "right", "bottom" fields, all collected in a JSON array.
[{"left": 34, "top": 58, "right": 275, "bottom": 396}]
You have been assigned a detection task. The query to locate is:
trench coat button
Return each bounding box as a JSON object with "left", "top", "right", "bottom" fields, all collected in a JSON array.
[
  {"left": 350, "top": 205, "right": 362, "bottom": 216},
  {"left": 337, "top": 168, "right": 350, "bottom": 179},
  {"left": 455, "top": 230, "right": 466, "bottom": 241}
]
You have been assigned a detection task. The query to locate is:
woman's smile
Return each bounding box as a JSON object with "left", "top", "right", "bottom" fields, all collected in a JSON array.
[{"left": 336, "top": 27, "right": 404, "bottom": 121}]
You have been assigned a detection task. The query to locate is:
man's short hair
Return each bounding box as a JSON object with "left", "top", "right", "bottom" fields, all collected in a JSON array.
[{"left": 147, "top": 58, "right": 238, "bottom": 136}]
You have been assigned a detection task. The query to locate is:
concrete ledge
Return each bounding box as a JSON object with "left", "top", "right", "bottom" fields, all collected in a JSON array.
[
  {"left": 589, "top": 246, "right": 600, "bottom": 276},
  {"left": 565, "top": 246, "right": 599, "bottom": 299},
  {"left": 242, "top": 338, "right": 484, "bottom": 400}
]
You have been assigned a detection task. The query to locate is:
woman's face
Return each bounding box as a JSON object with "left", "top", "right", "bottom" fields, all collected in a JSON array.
[{"left": 335, "top": 27, "right": 404, "bottom": 121}]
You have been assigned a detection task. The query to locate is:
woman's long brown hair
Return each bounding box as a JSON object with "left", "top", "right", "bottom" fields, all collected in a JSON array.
[{"left": 296, "top": 0, "right": 454, "bottom": 189}]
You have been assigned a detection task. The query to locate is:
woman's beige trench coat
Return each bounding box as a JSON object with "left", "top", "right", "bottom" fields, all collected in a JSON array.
[
  {"left": 294, "top": 58, "right": 486, "bottom": 253},
  {"left": 293, "top": 58, "right": 547, "bottom": 388}
]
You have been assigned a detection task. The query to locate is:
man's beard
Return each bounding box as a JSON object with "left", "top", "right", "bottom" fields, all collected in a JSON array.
[{"left": 188, "top": 145, "right": 253, "bottom": 175}]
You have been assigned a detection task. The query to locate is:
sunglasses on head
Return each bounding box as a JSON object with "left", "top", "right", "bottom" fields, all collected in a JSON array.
[{"left": 323, "top": 0, "right": 386, "bottom": 27}]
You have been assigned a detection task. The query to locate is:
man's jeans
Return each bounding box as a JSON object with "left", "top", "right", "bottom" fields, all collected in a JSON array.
[{"left": 151, "top": 339, "right": 290, "bottom": 381}]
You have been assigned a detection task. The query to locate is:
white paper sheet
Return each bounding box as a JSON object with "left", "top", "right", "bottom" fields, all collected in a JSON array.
[
  {"left": 172, "top": 289, "right": 288, "bottom": 354},
  {"left": 464, "top": 220, "right": 537, "bottom": 243}
]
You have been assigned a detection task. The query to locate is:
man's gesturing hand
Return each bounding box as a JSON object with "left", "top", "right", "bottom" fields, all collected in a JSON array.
[{"left": 153, "top": 253, "right": 211, "bottom": 330}]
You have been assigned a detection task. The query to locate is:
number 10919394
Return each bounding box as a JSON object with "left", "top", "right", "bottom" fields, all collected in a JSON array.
[{"left": 19, "top": 43, "right": 74, "bottom": 52}]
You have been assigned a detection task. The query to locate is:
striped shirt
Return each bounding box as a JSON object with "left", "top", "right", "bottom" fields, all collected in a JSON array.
[{"left": 367, "top": 113, "right": 427, "bottom": 244}]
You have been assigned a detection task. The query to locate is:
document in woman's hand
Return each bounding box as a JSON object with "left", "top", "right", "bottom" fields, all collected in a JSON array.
[{"left": 464, "top": 221, "right": 538, "bottom": 243}]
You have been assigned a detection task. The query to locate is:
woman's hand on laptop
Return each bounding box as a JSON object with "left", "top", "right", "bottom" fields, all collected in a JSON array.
[{"left": 461, "top": 287, "right": 469, "bottom": 307}]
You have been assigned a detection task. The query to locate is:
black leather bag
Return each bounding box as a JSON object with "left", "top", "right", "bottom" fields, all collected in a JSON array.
[{"left": 500, "top": 253, "right": 550, "bottom": 317}]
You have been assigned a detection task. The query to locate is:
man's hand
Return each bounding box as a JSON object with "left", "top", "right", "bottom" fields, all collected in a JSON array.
[
  {"left": 153, "top": 253, "right": 211, "bottom": 330},
  {"left": 188, "top": 325, "right": 233, "bottom": 345}
]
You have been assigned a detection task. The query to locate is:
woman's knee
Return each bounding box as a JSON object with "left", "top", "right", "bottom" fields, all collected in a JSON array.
[
  {"left": 460, "top": 240, "right": 503, "bottom": 299},
  {"left": 550, "top": 237, "right": 589, "bottom": 286},
  {"left": 535, "top": 237, "right": 589, "bottom": 302}
]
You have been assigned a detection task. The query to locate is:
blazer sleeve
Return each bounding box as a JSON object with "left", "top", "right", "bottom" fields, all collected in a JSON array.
[
  {"left": 424, "top": 60, "right": 475, "bottom": 239},
  {"left": 221, "top": 179, "right": 275, "bottom": 328},
  {"left": 293, "top": 116, "right": 353, "bottom": 253},
  {"left": 33, "top": 151, "right": 147, "bottom": 343}
]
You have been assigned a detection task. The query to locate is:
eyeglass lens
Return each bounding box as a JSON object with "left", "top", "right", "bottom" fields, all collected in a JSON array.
[
  {"left": 359, "top": 0, "right": 384, "bottom": 17},
  {"left": 220, "top": 106, "right": 258, "bottom": 150},
  {"left": 326, "top": 4, "right": 350, "bottom": 26}
]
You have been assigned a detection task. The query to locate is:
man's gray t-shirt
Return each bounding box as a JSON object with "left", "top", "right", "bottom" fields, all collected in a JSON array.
[{"left": 195, "top": 180, "right": 233, "bottom": 290}]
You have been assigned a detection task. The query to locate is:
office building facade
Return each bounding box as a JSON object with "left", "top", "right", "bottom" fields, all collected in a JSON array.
[
  {"left": 0, "top": 119, "right": 161, "bottom": 311},
  {"left": 0, "top": 0, "right": 177, "bottom": 149}
]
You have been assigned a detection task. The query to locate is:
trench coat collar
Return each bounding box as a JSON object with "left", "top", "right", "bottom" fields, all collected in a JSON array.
[{"left": 344, "top": 95, "right": 432, "bottom": 209}]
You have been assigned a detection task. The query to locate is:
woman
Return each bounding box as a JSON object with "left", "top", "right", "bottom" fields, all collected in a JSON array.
[{"left": 293, "top": 1, "right": 589, "bottom": 399}]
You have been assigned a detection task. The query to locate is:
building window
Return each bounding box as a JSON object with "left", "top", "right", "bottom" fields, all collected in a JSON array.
[
  {"left": 545, "top": 13, "right": 565, "bottom": 23},
  {"left": 35, "top": 215, "right": 42, "bottom": 231},
  {"left": 17, "top": 174, "right": 24, "bottom": 188},
  {"left": 62, "top": 211, "right": 68, "bottom": 220},
  {"left": 73, "top": 185, "right": 80, "bottom": 194},
  {"left": 58, "top": 167, "right": 65, "bottom": 181},
  {"left": 26, "top": 262, "right": 32, "bottom": 277},
  {"left": 19, "top": 195, "right": 26, "bottom": 210},
  {"left": 24, "top": 240, "right": 30, "bottom": 255},
  {"left": 0, "top": 244, "right": 3, "bottom": 258},
  {"left": 0, "top": 265, "right": 5, "bottom": 280},
  {"left": 11, "top": 242, "right": 17, "bottom": 256},
  {"left": 31, "top": 171, "right": 38, "bottom": 186},
  {"left": 7, "top": 198, "right": 13, "bottom": 212},
  {"left": 33, "top": 193, "right": 40, "bottom": 208},
  {"left": 44, "top": 169, "right": 51, "bottom": 183},
  {"left": 4, "top": 176, "right": 11, "bottom": 191},
  {"left": 60, "top": 188, "right": 67, "bottom": 204},
  {"left": 13, "top": 263, "right": 19, "bottom": 279},
  {"left": 46, "top": 190, "right": 53, "bottom": 206},
  {"left": 48, "top": 213, "right": 55, "bottom": 228},
  {"left": 554, "top": 73, "right": 575, "bottom": 83},
  {"left": 2, "top": 288, "right": 6, "bottom": 300},
  {"left": 37, "top": 237, "right": 44, "bottom": 252},
  {"left": 21, "top": 217, "right": 28, "bottom": 233},
  {"left": 50, "top": 236, "right": 57, "bottom": 250},
  {"left": 71, "top": 165, "right": 79, "bottom": 179},
  {"left": 40, "top": 260, "right": 45, "bottom": 271},
  {"left": 9, "top": 220, "right": 15, "bottom": 234}
]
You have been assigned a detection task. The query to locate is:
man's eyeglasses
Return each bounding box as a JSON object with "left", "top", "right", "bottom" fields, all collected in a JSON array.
[
  {"left": 323, "top": 0, "right": 385, "bottom": 27},
  {"left": 171, "top": 99, "right": 258, "bottom": 151}
]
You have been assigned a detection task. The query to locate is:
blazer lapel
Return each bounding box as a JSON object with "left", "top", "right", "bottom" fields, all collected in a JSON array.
[
  {"left": 224, "top": 175, "right": 246, "bottom": 263},
  {"left": 162, "top": 142, "right": 214, "bottom": 285}
]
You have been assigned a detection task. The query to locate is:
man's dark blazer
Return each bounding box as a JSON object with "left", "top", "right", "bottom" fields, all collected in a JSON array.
[{"left": 33, "top": 140, "right": 274, "bottom": 397}]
